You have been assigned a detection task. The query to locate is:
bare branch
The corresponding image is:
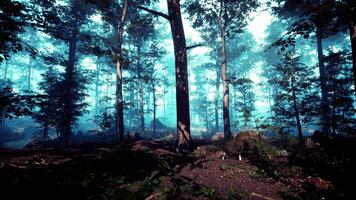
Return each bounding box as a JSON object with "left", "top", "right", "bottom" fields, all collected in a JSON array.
[
  {"left": 186, "top": 44, "right": 203, "bottom": 50},
  {"left": 137, "top": 6, "right": 170, "bottom": 21}
]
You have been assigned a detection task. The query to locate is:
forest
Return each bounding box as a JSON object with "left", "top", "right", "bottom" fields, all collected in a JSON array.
[{"left": 0, "top": 0, "right": 356, "bottom": 199}]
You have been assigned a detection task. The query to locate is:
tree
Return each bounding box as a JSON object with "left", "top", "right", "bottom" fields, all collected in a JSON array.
[
  {"left": 184, "top": 0, "right": 259, "bottom": 137},
  {"left": 232, "top": 78, "right": 255, "bottom": 127},
  {"left": 270, "top": 50, "right": 319, "bottom": 143},
  {"left": 0, "top": 0, "right": 36, "bottom": 63},
  {"left": 271, "top": 0, "right": 348, "bottom": 134},
  {"left": 32, "top": 68, "right": 61, "bottom": 140},
  {"left": 126, "top": 13, "right": 157, "bottom": 134},
  {"left": 32, "top": 0, "right": 95, "bottom": 146},
  {"left": 0, "top": 80, "right": 37, "bottom": 127},
  {"left": 138, "top": 0, "right": 191, "bottom": 148},
  {"left": 324, "top": 50, "right": 356, "bottom": 135}
]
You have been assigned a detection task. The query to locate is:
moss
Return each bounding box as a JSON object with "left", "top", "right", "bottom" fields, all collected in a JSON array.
[{"left": 220, "top": 163, "right": 235, "bottom": 171}]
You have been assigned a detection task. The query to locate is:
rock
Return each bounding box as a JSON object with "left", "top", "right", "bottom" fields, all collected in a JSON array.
[
  {"left": 305, "top": 138, "right": 320, "bottom": 149},
  {"left": 275, "top": 149, "right": 289, "bottom": 157},
  {"left": 225, "top": 130, "right": 261, "bottom": 156},
  {"left": 211, "top": 132, "right": 224, "bottom": 141}
]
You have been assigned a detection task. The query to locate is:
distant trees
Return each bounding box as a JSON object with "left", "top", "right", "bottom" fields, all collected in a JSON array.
[
  {"left": 185, "top": 0, "right": 259, "bottom": 137},
  {"left": 232, "top": 78, "right": 255, "bottom": 127},
  {"left": 127, "top": 13, "right": 157, "bottom": 135}
]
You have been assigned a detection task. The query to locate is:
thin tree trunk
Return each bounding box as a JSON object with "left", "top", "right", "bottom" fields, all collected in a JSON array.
[
  {"left": 243, "top": 92, "right": 247, "bottom": 127},
  {"left": 106, "top": 73, "right": 110, "bottom": 109},
  {"left": 350, "top": 24, "right": 356, "bottom": 93},
  {"left": 291, "top": 78, "right": 303, "bottom": 143},
  {"left": 316, "top": 27, "right": 330, "bottom": 135},
  {"left": 115, "top": 0, "right": 128, "bottom": 143},
  {"left": 1, "top": 62, "right": 7, "bottom": 128},
  {"left": 43, "top": 120, "right": 49, "bottom": 141},
  {"left": 137, "top": 44, "right": 145, "bottom": 134},
  {"left": 230, "top": 86, "right": 234, "bottom": 127},
  {"left": 95, "top": 62, "right": 100, "bottom": 115},
  {"left": 3, "top": 62, "right": 8, "bottom": 80},
  {"left": 220, "top": 26, "right": 231, "bottom": 138},
  {"left": 214, "top": 48, "right": 220, "bottom": 131},
  {"left": 27, "top": 62, "right": 32, "bottom": 91},
  {"left": 167, "top": 0, "right": 191, "bottom": 147},
  {"left": 129, "top": 85, "right": 134, "bottom": 128},
  {"left": 205, "top": 102, "right": 209, "bottom": 133},
  {"left": 153, "top": 83, "right": 157, "bottom": 135}
]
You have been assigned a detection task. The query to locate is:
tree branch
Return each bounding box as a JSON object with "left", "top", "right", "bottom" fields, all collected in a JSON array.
[
  {"left": 137, "top": 6, "right": 170, "bottom": 21},
  {"left": 186, "top": 44, "right": 203, "bottom": 50}
]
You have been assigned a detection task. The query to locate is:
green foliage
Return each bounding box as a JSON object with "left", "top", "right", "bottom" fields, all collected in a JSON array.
[
  {"left": 271, "top": 134, "right": 299, "bottom": 151},
  {"left": 324, "top": 50, "right": 356, "bottom": 135},
  {"left": 226, "top": 188, "right": 244, "bottom": 200},
  {"left": 184, "top": 0, "right": 260, "bottom": 38},
  {"left": 0, "top": 0, "right": 36, "bottom": 62},
  {"left": 270, "top": 49, "right": 319, "bottom": 128},
  {"left": 220, "top": 163, "right": 235, "bottom": 171},
  {"left": 243, "top": 140, "right": 279, "bottom": 178},
  {"left": 231, "top": 78, "right": 256, "bottom": 127},
  {"left": 0, "top": 80, "right": 37, "bottom": 121},
  {"left": 280, "top": 183, "right": 346, "bottom": 200}
]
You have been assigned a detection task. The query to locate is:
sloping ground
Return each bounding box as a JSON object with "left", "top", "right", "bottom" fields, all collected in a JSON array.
[{"left": 0, "top": 140, "right": 339, "bottom": 200}]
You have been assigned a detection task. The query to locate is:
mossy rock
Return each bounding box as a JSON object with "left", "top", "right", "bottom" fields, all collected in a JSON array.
[{"left": 225, "top": 130, "right": 262, "bottom": 156}]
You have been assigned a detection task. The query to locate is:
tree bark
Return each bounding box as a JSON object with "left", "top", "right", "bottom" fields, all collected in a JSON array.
[
  {"left": 137, "top": 44, "right": 145, "bottom": 134},
  {"left": 350, "top": 24, "right": 356, "bottom": 94},
  {"left": 115, "top": 0, "right": 128, "bottom": 143},
  {"left": 291, "top": 78, "right": 303, "bottom": 143},
  {"left": 62, "top": 1, "right": 79, "bottom": 147},
  {"left": 220, "top": 26, "right": 231, "bottom": 138},
  {"left": 214, "top": 48, "right": 220, "bottom": 131},
  {"left": 167, "top": 0, "right": 191, "bottom": 147},
  {"left": 152, "top": 82, "right": 157, "bottom": 135},
  {"left": 95, "top": 62, "right": 100, "bottom": 115},
  {"left": 43, "top": 119, "right": 49, "bottom": 141},
  {"left": 205, "top": 101, "right": 209, "bottom": 133},
  {"left": 27, "top": 62, "right": 32, "bottom": 91},
  {"left": 316, "top": 27, "right": 330, "bottom": 135},
  {"left": 3, "top": 62, "right": 8, "bottom": 80}
]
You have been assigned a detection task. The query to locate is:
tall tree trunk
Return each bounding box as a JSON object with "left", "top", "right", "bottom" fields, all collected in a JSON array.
[
  {"left": 230, "top": 86, "right": 234, "bottom": 127},
  {"left": 291, "top": 78, "right": 303, "bottom": 143},
  {"left": 214, "top": 48, "right": 220, "bottom": 131},
  {"left": 43, "top": 119, "right": 49, "bottom": 141},
  {"left": 350, "top": 24, "right": 356, "bottom": 93},
  {"left": 1, "top": 62, "right": 8, "bottom": 127},
  {"left": 27, "top": 62, "right": 32, "bottom": 91},
  {"left": 220, "top": 27, "right": 231, "bottom": 138},
  {"left": 167, "top": 0, "right": 191, "bottom": 147},
  {"left": 3, "top": 62, "right": 8, "bottom": 80},
  {"left": 95, "top": 62, "right": 100, "bottom": 115},
  {"left": 316, "top": 27, "right": 330, "bottom": 135},
  {"left": 205, "top": 102, "right": 209, "bottom": 133},
  {"left": 62, "top": 2, "right": 79, "bottom": 147},
  {"left": 115, "top": 0, "right": 128, "bottom": 143},
  {"left": 137, "top": 44, "right": 145, "bottom": 134},
  {"left": 152, "top": 82, "right": 157, "bottom": 135}
]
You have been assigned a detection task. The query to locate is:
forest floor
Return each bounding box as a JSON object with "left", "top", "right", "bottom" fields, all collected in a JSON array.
[{"left": 0, "top": 135, "right": 354, "bottom": 200}]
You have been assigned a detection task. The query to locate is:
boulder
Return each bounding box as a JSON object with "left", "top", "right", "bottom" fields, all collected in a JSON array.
[
  {"left": 211, "top": 132, "right": 224, "bottom": 141},
  {"left": 225, "top": 130, "right": 262, "bottom": 156}
]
